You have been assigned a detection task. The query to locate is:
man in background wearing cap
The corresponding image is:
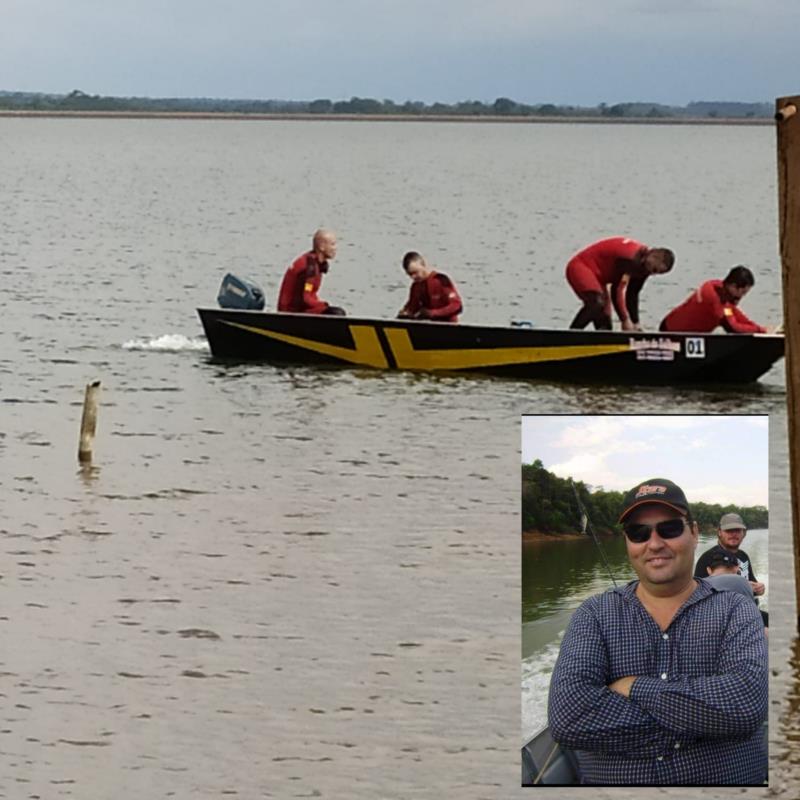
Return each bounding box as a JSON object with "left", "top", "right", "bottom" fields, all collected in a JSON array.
[
  {"left": 548, "top": 478, "right": 767, "bottom": 785},
  {"left": 703, "top": 551, "right": 756, "bottom": 601},
  {"left": 703, "top": 551, "right": 768, "bottom": 633},
  {"left": 706, "top": 550, "right": 746, "bottom": 577},
  {"left": 694, "top": 513, "right": 766, "bottom": 598}
]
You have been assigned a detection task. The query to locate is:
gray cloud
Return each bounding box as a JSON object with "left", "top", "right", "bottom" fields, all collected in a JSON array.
[{"left": 1, "top": 1, "right": 797, "bottom": 104}]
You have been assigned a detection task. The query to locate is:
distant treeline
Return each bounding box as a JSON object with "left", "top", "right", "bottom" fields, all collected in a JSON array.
[
  {"left": 522, "top": 460, "right": 768, "bottom": 535},
  {"left": 0, "top": 90, "right": 773, "bottom": 119}
]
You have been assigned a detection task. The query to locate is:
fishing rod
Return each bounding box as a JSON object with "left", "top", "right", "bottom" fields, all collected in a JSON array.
[
  {"left": 570, "top": 479, "right": 618, "bottom": 588},
  {"left": 524, "top": 482, "right": 619, "bottom": 786}
]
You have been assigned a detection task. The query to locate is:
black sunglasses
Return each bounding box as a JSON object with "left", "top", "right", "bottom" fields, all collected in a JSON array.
[{"left": 623, "top": 518, "right": 687, "bottom": 544}]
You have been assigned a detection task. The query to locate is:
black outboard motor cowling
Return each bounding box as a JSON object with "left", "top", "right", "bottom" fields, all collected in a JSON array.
[{"left": 217, "top": 273, "right": 266, "bottom": 310}]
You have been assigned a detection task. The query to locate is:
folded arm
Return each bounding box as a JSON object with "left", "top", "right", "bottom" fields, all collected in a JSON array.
[
  {"left": 548, "top": 605, "right": 673, "bottom": 755},
  {"left": 629, "top": 599, "right": 767, "bottom": 739}
]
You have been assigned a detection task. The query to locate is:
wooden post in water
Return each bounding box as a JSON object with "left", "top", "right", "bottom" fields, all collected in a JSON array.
[
  {"left": 776, "top": 95, "right": 800, "bottom": 627},
  {"left": 78, "top": 381, "right": 101, "bottom": 464}
]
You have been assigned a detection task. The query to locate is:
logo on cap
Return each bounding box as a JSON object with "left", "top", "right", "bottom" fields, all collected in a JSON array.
[{"left": 635, "top": 484, "right": 667, "bottom": 499}]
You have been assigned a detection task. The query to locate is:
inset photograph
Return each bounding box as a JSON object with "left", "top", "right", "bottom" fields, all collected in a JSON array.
[{"left": 521, "top": 415, "right": 768, "bottom": 787}]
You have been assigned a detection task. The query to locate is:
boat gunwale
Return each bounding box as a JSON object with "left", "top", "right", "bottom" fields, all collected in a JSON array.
[{"left": 196, "top": 308, "right": 785, "bottom": 340}]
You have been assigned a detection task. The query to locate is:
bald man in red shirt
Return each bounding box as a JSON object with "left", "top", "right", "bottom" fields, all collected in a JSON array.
[
  {"left": 566, "top": 237, "right": 675, "bottom": 330},
  {"left": 277, "top": 229, "right": 346, "bottom": 315}
]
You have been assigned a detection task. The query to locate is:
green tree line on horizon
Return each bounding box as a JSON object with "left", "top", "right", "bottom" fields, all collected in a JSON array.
[
  {"left": 0, "top": 89, "right": 772, "bottom": 119},
  {"left": 522, "top": 460, "right": 768, "bottom": 535}
]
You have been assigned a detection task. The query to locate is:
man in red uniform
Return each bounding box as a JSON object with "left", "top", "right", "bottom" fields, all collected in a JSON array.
[
  {"left": 277, "top": 228, "right": 345, "bottom": 315},
  {"left": 659, "top": 266, "right": 767, "bottom": 333},
  {"left": 397, "top": 251, "right": 462, "bottom": 322},
  {"left": 566, "top": 236, "right": 675, "bottom": 330}
]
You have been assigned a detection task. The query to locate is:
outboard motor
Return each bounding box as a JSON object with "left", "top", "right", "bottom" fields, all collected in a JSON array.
[{"left": 217, "top": 273, "right": 266, "bottom": 310}]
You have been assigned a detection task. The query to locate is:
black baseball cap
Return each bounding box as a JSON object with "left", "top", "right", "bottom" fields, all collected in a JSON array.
[
  {"left": 708, "top": 550, "right": 740, "bottom": 569},
  {"left": 619, "top": 478, "right": 690, "bottom": 523}
]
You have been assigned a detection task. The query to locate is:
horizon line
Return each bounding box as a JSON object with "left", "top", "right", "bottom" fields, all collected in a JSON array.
[{"left": 0, "top": 88, "right": 774, "bottom": 107}]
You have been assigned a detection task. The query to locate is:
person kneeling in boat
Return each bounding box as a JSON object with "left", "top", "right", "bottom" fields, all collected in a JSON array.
[
  {"left": 277, "top": 228, "right": 346, "bottom": 315},
  {"left": 566, "top": 237, "right": 674, "bottom": 330},
  {"left": 548, "top": 478, "right": 767, "bottom": 786},
  {"left": 659, "top": 266, "right": 766, "bottom": 333},
  {"left": 397, "top": 251, "right": 462, "bottom": 322}
]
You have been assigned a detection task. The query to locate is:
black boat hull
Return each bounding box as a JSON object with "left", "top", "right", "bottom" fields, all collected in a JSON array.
[{"left": 197, "top": 309, "right": 784, "bottom": 385}]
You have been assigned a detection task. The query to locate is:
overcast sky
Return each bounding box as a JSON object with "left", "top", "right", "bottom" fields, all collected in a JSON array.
[
  {"left": 521, "top": 415, "right": 769, "bottom": 507},
  {"left": 2, "top": 1, "right": 798, "bottom": 105}
]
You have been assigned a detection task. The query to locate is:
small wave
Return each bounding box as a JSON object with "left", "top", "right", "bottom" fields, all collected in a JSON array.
[
  {"left": 522, "top": 636, "right": 564, "bottom": 742},
  {"left": 122, "top": 334, "right": 208, "bottom": 352}
]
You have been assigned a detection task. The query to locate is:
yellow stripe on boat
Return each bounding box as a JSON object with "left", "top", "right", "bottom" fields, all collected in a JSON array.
[
  {"left": 220, "top": 321, "right": 389, "bottom": 368},
  {"left": 384, "top": 328, "right": 629, "bottom": 370}
]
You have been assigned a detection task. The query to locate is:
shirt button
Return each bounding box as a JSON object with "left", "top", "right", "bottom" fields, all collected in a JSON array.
[
  {"left": 662, "top": 633, "right": 669, "bottom": 640},
  {"left": 674, "top": 742, "right": 681, "bottom": 749},
  {"left": 657, "top": 756, "right": 664, "bottom": 761},
  {"left": 661, "top": 673, "right": 668, "bottom": 680}
]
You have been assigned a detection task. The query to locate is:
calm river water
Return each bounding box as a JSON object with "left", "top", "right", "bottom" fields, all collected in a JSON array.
[{"left": 0, "top": 118, "right": 795, "bottom": 798}]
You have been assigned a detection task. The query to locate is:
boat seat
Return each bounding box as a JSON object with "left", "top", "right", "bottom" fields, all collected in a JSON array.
[{"left": 521, "top": 727, "right": 580, "bottom": 785}]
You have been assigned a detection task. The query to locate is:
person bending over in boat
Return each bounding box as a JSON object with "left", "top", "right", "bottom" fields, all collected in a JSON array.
[
  {"left": 566, "top": 236, "right": 674, "bottom": 330},
  {"left": 277, "top": 228, "right": 346, "bottom": 315},
  {"left": 548, "top": 478, "right": 767, "bottom": 786},
  {"left": 397, "top": 251, "right": 462, "bottom": 322},
  {"left": 659, "top": 266, "right": 766, "bottom": 333}
]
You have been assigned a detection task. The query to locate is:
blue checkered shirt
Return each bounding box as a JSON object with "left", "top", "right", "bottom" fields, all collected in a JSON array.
[{"left": 548, "top": 579, "right": 767, "bottom": 785}]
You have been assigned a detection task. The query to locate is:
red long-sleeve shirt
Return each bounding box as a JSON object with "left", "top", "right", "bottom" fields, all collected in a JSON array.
[
  {"left": 660, "top": 280, "right": 766, "bottom": 333},
  {"left": 400, "top": 272, "right": 462, "bottom": 322},
  {"left": 568, "top": 237, "right": 647, "bottom": 285},
  {"left": 277, "top": 251, "right": 329, "bottom": 313},
  {"left": 566, "top": 237, "right": 649, "bottom": 323}
]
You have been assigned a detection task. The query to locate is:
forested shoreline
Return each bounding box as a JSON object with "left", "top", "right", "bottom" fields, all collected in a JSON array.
[
  {"left": 522, "top": 460, "right": 768, "bottom": 536},
  {"left": 0, "top": 90, "right": 773, "bottom": 121}
]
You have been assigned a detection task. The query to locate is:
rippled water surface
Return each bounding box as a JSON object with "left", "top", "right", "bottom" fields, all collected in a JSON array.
[{"left": 0, "top": 118, "right": 794, "bottom": 797}]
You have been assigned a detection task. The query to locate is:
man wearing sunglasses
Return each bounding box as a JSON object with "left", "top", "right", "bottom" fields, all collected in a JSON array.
[
  {"left": 694, "top": 513, "right": 766, "bottom": 598},
  {"left": 548, "top": 478, "right": 767, "bottom": 785}
]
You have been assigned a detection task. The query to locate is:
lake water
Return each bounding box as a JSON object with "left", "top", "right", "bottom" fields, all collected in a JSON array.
[{"left": 0, "top": 118, "right": 795, "bottom": 798}]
